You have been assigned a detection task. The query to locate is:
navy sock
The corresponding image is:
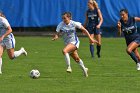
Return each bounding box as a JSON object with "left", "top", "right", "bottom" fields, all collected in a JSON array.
[
  {"left": 97, "top": 45, "right": 101, "bottom": 58},
  {"left": 129, "top": 52, "right": 138, "bottom": 63},
  {"left": 90, "top": 44, "right": 94, "bottom": 57}
]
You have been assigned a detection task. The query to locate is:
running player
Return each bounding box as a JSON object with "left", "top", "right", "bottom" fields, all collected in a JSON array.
[
  {"left": 52, "top": 12, "right": 98, "bottom": 77},
  {"left": 0, "top": 11, "right": 27, "bottom": 74},
  {"left": 118, "top": 9, "right": 140, "bottom": 70},
  {"left": 84, "top": 0, "right": 103, "bottom": 58}
]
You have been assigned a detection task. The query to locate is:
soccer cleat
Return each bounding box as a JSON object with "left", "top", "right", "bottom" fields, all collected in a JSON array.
[
  {"left": 83, "top": 68, "right": 88, "bottom": 77},
  {"left": 21, "top": 47, "right": 27, "bottom": 56},
  {"left": 137, "top": 63, "right": 140, "bottom": 71},
  {"left": 66, "top": 67, "right": 72, "bottom": 73},
  {"left": 0, "top": 71, "right": 2, "bottom": 75}
]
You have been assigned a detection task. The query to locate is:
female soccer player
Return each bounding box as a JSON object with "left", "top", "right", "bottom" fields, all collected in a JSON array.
[
  {"left": 118, "top": 9, "right": 140, "bottom": 70},
  {"left": 84, "top": 0, "right": 103, "bottom": 58},
  {"left": 0, "top": 11, "right": 27, "bottom": 74},
  {"left": 52, "top": 12, "right": 98, "bottom": 77}
]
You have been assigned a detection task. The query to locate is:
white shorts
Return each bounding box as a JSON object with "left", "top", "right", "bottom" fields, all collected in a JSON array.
[
  {"left": 65, "top": 40, "right": 80, "bottom": 49},
  {"left": 0, "top": 34, "right": 15, "bottom": 49}
]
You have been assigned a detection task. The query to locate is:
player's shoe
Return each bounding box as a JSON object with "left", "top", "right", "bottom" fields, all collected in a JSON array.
[
  {"left": 21, "top": 47, "right": 27, "bottom": 56},
  {"left": 66, "top": 67, "right": 72, "bottom": 73},
  {"left": 83, "top": 68, "right": 88, "bottom": 77},
  {"left": 137, "top": 63, "right": 140, "bottom": 71},
  {"left": 0, "top": 71, "right": 2, "bottom": 75}
]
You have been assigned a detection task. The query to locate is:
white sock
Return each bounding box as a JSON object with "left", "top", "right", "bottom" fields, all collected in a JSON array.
[
  {"left": 64, "top": 53, "right": 71, "bottom": 68},
  {"left": 14, "top": 49, "right": 23, "bottom": 58},
  {"left": 0, "top": 58, "right": 2, "bottom": 73},
  {"left": 78, "top": 59, "right": 86, "bottom": 70}
]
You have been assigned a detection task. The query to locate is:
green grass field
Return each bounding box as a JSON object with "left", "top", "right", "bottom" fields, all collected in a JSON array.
[{"left": 0, "top": 37, "right": 140, "bottom": 93}]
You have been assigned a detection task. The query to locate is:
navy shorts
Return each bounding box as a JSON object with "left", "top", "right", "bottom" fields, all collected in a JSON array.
[
  {"left": 87, "top": 27, "right": 101, "bottom": 35},
  {"left": 125, "top": 35, "right": 140, "bottom": 46}
]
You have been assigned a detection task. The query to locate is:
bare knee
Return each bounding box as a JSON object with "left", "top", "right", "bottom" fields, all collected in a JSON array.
[
  {"left": 126, "top": 48, "right": 132, "bottom": 54},
  {"left": 8, "top": 55, "right": 15, "bottom": 60},
  {"left": 62, "top": 49, "right": 68, "bottom": 55},
  {"left": 74, "top": 57, "right": 80, "bottom": 62}
]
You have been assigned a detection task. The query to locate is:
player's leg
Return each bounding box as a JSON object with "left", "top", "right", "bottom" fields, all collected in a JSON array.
[
  {"left": 95, "top": 34, "right": 101, "bottom": 58},
  {"left": 126, "top": 42, "right": 139, "bottom": 63},
  {"left": 70, "top": 50, "right": 88, "bottom": 77},
  {"left": 133, "top": 48, "right": 140, "bottom": 70},
  {"left": 62, "top": 43, "right": 77, "bottom": 73},
  {"left": 6, "top": 37, "right": 27, "bottom": 59},
  {"left": 89, "top": 34, "right": 94, "bottom": 58},
  {"left": 0, "top": 45, "right": 4, "bottom": 74},
  {"left": 7, "top": 47, "right": 27, "bottom": 59}
]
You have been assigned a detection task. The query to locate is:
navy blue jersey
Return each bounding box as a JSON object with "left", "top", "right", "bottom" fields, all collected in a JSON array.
[
  {"left": 86, "top": 8, "right": 99, "bottom": 28},
  {"left": 120, "top": 17, "right": 140, "bottom": 46}
]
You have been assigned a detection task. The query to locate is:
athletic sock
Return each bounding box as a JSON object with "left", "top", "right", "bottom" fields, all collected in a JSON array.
[
  {"left": 97, "top": 45, "right": 101, "bottom": 58},
  {"left": 0, "top": 58, "right": 2, "bottom": 73},
  {"left": 129, "top": 52, "right": 138, "bottom": 63},
  {"left": 90, "top": 44, "right": 94, "bottom": 57},
  {"left": 64, "top": 53, "right": 71, "bottom": 68},
  {"left": 78, "top": 59, "right": 86, "bottom": 70},
  {"left": 14, "top": 49, "right": 24, "bottom": 58}
]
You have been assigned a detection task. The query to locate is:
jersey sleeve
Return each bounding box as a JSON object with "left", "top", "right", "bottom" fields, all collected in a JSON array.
[
  {"left": 56, "top": 22, "right": 63, "bottom": 32},
  {"left": 2, "top": 18, "right": 10, "bottom": 28},
  {"left": 73, "top": 21, "right": 82, "bottom": 29}
]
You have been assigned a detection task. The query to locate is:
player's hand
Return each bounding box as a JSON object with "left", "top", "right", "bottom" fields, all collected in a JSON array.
[
  {"left": 90, "top": 38, "right": 98, "bottom": 44},
  {"left": 52, "top": 35, "right": 58, "bottom": 41},
  {"left": 96, "top": 25, "right": 101, "bottom": 29},
  {"left": 117, "top": 21, "right": 121, "bottom": 28},
  {"left": 0, "top": 35, "right": 4, "bottom": 42}
]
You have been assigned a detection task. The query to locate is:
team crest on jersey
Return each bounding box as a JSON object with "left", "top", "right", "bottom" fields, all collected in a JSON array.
[{"left": 88, "top": 14, "right": 97, "bottom": 20}]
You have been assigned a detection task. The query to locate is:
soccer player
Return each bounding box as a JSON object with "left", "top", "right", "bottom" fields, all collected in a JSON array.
[
  {"left": 52, "top": 12, "right": 98, "bottom": 77},
  {"left": 118, "top": 9, "right": 140, "bottom": 70},
  {"left": 84, "top": 0, "right": 103, "bottom": 58},
  {"left": 0, "top": 11, "right": 27, "bottom": 74}
]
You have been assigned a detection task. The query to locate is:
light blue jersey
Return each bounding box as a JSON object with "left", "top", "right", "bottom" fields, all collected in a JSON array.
[{"left": 56, "top": 20, "right": 81, "bottom": 48}]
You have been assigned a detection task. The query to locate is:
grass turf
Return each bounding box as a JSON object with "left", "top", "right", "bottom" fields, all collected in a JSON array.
[{"left": 0, "top": 37, "right": 140, "bottom": 93}]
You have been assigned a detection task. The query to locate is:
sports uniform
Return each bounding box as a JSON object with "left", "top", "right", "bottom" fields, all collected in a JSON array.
[
  {"left": 56, "top": 20, "right": 81, "bottom": 48},
  {"left": 120, "top": 17, "right": 140, "bottom": 46},
  {"left": 0, "top": 17, "right": 15, "bottom": 49},
  {"left": 86, "top": 9, "right": 100, "bottom": 35}
]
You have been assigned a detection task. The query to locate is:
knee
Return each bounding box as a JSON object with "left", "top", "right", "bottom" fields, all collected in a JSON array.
[
  {"left": 74, "top": 57, "right": 80, "bottom": 62},
  {"left": 62, "top": 49, "right": 67, "bottom": 55},
  {"left": 126, "top": 48, "right": 132, "bottom": 54},
  {"left": 9, "top": 55, "right": 15, "bottom": 60},
  {"left": 97, "top": 44, "right": 101, "bottom": 46}
]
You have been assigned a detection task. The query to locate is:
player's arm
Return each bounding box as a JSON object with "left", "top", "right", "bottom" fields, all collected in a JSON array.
[
  {"left": 80, "top": 26, "right": 98, "bottom": 44},
  {"left": 134, "top": 17, "right": 140, "bottom": 22},
  {"left": 83, "top": 13, "right": 88, "bottom": 28},
  {"left": 0, "top": 20, "right": 12, "bottom": 42},
  {"left": 52, "top": 22, "right": 62, "bottom": 41},
  {"left": 97, "top": 9, "right": 103, "bottom": 29},
  {"left": 117, "top": 21, "right": 122, "bottom": 36}
]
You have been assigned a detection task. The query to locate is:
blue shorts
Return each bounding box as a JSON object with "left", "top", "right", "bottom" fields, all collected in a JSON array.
[
  {"left": 87, "top": 27, "right": 101, "bottom": 35},
  {"left": 125, "top": 35, "right": 140, "bottom": 46}
]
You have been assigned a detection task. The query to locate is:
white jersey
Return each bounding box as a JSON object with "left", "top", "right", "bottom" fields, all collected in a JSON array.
[
  {"left": 56, "top": 20, "right": 82, "bottom": 47},
  {"left": 0, "top": 17, "right": 15, "bottom": 49},
  {"left": 0, "top": 16, "right": 13, "bottom": 40}
]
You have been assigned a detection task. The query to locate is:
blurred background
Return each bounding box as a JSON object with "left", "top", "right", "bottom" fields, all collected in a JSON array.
[{"left": 0, "top": 0, "right": 140, "bottom": 37}]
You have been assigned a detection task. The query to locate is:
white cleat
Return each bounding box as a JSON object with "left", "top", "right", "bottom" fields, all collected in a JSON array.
[
  {"left": 0, "top": 71, "right": 2, "bottom": 75},
  {"left": 137, "top": 63, "right": 140, "bottom": 71},
  {"left": 83, "top": 68, "right": 88, "bottom": 77},
  {"left": 66, "top": 67, "right": 72, "bottom": 73},
  {"left": 21, "top": 47, "right": 27, "bottom": 56}
]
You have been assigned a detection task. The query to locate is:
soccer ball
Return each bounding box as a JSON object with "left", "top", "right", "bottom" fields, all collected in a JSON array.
[{"left": 30, "top": 69, "right": 40, "bottom": 79}]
